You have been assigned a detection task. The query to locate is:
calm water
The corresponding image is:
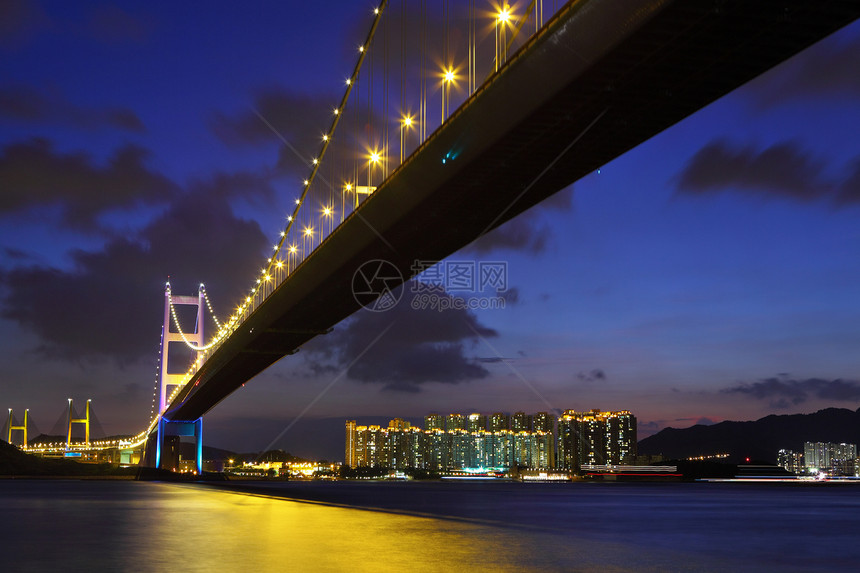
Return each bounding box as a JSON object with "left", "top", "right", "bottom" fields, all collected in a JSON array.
[{"left": 2, "top": 479, "right": 859, "bottom": 571}]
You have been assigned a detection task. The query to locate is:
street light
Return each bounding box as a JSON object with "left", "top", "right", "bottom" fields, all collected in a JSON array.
[
  {"left": 368, "top": 150, "right": 381, "bottom": 193},
  {"left": 344, "top": 182, "right": 354, "bottom": 212},
  {"left": 400, "top": 115, "right": 414, "bottom": 163},
  {"left": 442, "top": 68, "right": 456, "bottom": 121},
  {"left": 321, "top": 205, "right": 334, "bottom": 236},
  {"left": 496, "top": 5, "right": 512, "bottom": 71}
]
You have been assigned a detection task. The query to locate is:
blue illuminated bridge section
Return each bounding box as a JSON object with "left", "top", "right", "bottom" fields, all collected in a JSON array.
[{"left": 165, "top": 0, "right": 860, "bottom": 423}]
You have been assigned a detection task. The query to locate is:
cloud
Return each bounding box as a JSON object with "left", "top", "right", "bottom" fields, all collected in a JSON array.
[
  {"left": 462, "top": 213, "right": 552, "bottom": 254},
  {"left": 303, "top": 283, "right": 498, "bottom": 392},
  {"left": 0, "top": 185, "right": 269, "bottom": 363},
  {"left": 576, "top": 369, "right": 606, "bottom": 383},
  {"left": 721, "top": 376, "right": 860, "bottom": 409},
  {"left": 460, "top": 187, "right": 574, "bottom": 254},
  {"left": 674, "top": 416, "right": 715, "bottom": 426},
  {"left": 837, "top": 157, "right": 860, "bottom": 205},
  {"left": 676, "top": 139, "right": 829, "bottom": 200},
  {"left": 0, "top": 138, "right": 176, "bottom": 230},
  {"left": 749, "top": 29, "right": 860, "bottom": 107},
  {"left": 637, "top": 419, "right": 666, "bottom": 436},
  {"left": 185, "top": 170, "right": 276, "bottom": 206},
  {"left": 0, "top": 0, "right": 48, "bottom": 48},
  {"left": 1, "top": 247, "right": 33, "bottom": 265},
  {"left": 0, "top": 86, "right": 145, "bottom": 132},
  {"left": 210, "top": 87, "right": 341, "bottom": 176}
]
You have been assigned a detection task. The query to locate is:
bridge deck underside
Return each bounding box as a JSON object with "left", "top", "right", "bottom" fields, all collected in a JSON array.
[{"left": 166, "top": 0, "right": 860, "bottom": 422}]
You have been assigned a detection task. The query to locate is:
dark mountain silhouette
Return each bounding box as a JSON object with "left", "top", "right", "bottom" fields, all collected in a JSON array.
[{"left": 638, "top": 407, "right": 860, "bottom": 464}]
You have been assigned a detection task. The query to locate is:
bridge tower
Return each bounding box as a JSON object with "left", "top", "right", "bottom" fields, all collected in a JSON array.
[
  {"left": 66, "top": 399, "right": 90, "bottom": 450},
  {"left": 6, "top": 408, "right": 28, "bottom": 448},
  {"left": 145, "top": 283, "right": 205, "bottom": 474},
  {"left": 159, "top": 284, "right": 204, "bottom": 412}
]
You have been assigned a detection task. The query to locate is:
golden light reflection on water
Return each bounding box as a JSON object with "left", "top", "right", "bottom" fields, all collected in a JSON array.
[{"left": 121, "top": 483, "right": 709, "bottom": 572}]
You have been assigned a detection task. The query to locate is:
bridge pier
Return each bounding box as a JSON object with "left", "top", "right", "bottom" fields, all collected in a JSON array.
[{"left": 143, "top": 417, "right": 203, "bottom": 474}]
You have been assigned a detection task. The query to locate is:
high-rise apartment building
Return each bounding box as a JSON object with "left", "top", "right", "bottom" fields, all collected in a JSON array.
[
  {"left": 467, "top": 413, "right": 487, "bottom": 432},
  {"left": 557, "top": 410, "right": 637, "bottom": 471},
  {"left": 345, "top": 420, "right": 357, "bottom": 467},
  {"left": 533, "top": 431, "right": 555, "bottom": 468},
  {"left": 425, "top": 413, "right": 444, "bottom": 431},
  {"left": 512, "top": 412, "right": 532, "bottom": 433},
  {"left": 446, "top": 413, "right": 466, "bottom": 432},
  {"left": 489, "top": 412, "right": 510, "bottom": 432},
  {"left": 777, "top": 449, "right": 804, "bottom": 474},
  {"left": 533, "top": 411, "right": 556, "bottom": 434},
  {"left": 605, "top": 410, "right": 636, "bottom": 465},
  {"left": 388, "top": 418, "right": 411, "bottom": 431}
]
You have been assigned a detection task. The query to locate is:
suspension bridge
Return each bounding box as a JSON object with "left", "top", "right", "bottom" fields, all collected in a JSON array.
[{"left": 7, "top": 0, "right": 859, "bottom": 473}]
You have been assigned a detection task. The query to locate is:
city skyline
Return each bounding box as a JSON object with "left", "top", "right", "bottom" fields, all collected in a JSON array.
[
  {"left": 1, "top": 2, "right": 859, "bottom": 460},
  {"left": 345, "top": 408, "right": 637, "bottom": 471}
]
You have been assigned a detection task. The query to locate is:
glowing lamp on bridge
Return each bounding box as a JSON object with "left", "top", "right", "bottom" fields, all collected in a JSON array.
[
  {"left": 495, "top": 5, "right": 513, "bottom": 71},
  {"left": 400, "top": 116, "right": 414, "bottom": 162},
  {"left": 441, "top": 68, "right": 458, "bottom": 120},
  {"left": 369, "top": 151, "right": 381, "bottom": 164}
]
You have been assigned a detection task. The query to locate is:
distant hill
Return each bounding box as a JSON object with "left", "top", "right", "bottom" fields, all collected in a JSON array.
[{"left": 638, "top": 407, "right": 860, "bottom": 464}]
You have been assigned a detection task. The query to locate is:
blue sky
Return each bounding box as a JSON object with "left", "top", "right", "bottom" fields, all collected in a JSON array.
[{"left": 1, "top": 1, "right": 859, "bottom": 459}]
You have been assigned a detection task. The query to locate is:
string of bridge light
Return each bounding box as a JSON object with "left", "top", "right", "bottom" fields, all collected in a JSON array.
[
  {"left": 200, "top": 284, "right": 223, "bottom": 331},
  {"left": 208, "top": 2, "right": 539, "bottom": 365},
  {"left": 149, "top": 325, "right": 163, "bottom": 423},
  {"left": 165, "top": 282, "right": 228, "bottom": 352},
  {"left": 160, "top": 2, "right": 547, "bottom": 395}
]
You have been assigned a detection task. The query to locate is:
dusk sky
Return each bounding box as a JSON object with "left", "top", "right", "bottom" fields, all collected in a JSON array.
[{"left": 1, "top": 1, "right": 859, "bottom": 460}]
